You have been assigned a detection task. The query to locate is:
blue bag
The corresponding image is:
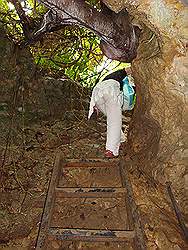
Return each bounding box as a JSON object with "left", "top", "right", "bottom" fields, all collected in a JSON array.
[{"left": 122, "top": 76, "right": 136, "bottom": 110}]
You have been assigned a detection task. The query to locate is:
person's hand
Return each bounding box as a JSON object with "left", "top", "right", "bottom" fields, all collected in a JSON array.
[
  {"left": 90, "top": 106, "right": 99, "bottom": 120},
  {"left": 93, "top": 106, "right": 99, "bottom": 116}
]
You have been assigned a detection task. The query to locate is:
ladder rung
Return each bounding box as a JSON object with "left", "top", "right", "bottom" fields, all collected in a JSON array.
[
  {"left": 62, "top": 161, "right": 117, "bottom": 168},
  {"left": 55, "top": 187, "right": 126, "bottom": 198},
  {"left": 49, "top": 227, "right": 135, "bottom": 242}
]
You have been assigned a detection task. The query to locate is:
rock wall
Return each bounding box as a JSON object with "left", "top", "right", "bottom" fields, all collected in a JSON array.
[
  {"left": 0, "top": 26, "right": 89, "bottom": 124},
  {"left": 103, "top": 0, "right": 188, "bottom": 216},
  {"left": 0, "top": 26, "right": 37, "bottom": 111}
]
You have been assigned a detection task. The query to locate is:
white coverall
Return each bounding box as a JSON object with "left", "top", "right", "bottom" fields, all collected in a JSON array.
[{"left": 88, "top": 79, "right": 126, "bottom": 156}]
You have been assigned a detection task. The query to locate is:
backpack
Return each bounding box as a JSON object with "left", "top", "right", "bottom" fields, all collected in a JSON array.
[{"left": 122, "top": 76, "right": 136, "bottom": 110}]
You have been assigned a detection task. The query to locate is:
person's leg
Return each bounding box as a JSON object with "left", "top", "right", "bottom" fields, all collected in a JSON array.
[
  {"left": 105, "top": 97, "right": 122, "bottom": 156},
  {"left": 95, "top": 94, "right": 122, "bottom": 157},
  {"left": 95, "top": 98, "right": 107, "bottom": 116}
]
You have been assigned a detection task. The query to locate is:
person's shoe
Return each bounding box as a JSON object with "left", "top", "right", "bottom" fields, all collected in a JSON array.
[{"left": 105, "top": 150, "right": 118, "bottom": 158}]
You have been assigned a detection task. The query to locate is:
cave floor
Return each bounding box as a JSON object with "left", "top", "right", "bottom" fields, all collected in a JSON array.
[
  {"left": 0, "top": 108, "right": 186, "bottom": 249},
  {"left": 37, "top": 157, "right": 138, "bottom": 249}
]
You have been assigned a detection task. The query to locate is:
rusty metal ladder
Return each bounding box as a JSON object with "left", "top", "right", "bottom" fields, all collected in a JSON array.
[{"left": 35, "top": 154, "right": 146, "bottom": 249}]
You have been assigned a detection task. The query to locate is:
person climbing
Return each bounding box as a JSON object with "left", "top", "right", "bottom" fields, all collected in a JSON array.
[{"left": 88, "top": 68, "right": 136, "bottom": 158}]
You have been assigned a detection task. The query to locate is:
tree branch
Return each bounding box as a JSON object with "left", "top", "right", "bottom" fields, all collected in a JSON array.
[
  {"left": 36, "top": 0, "right": 141, "bottom": 62},
  {"left": 9, "top": 0, "right": 32, "bottom": 39}
]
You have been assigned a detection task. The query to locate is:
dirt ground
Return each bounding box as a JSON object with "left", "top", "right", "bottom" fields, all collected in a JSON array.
[
  {"left": 0, "top": 89, "right": 187, "bottom": 249},
  {"left": 0, "top": 101, "right": 131, "bottom": 249}
]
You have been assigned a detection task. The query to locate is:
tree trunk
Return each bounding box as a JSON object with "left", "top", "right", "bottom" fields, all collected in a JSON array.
[
  {"left": 10, "top": 0, "right": 33, "bottom": 39},
  {"left": 38, "top": 0, "right": 140, "bottom": 62}
]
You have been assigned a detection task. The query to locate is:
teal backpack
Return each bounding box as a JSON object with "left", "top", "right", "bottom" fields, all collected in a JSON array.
[{"left": 122, "top": 76, "right": 136, "bottom": 110}]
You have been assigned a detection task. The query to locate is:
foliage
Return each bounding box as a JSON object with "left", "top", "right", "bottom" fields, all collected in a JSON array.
[
  {"left": 0, "top": 0, "right": 47, "bottom": 40},
  {"left": 30, "top": 25, "right": 104, "bottom": 87},
  {"left": 86, "top": 0, "right": 101, "bottom": 10},
  {"left": 0, "top": 0, "right": 21, "bottom": 40},
  {"left": 0, "top": 0, "right": 127, "bottom": 88}
]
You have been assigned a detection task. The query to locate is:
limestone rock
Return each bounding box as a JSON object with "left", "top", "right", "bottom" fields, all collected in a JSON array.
[{"left": 103, "top": 0, "right": 188, "bottom": 248}]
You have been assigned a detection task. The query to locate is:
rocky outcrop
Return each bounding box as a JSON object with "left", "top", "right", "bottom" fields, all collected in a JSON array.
[
  {"left": 0, "top": 26, "right": 89, "bottom": 123},
  {"left": 0, "top": 26, "right": 37, "bottom": 110},
  {"left": 103, "top": 0, "right": 188, "bottom": 247}
]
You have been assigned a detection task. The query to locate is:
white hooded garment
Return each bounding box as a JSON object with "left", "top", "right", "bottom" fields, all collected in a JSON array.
[{"left": 88, "top": 79, "right": 126, "bottom": 156}]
